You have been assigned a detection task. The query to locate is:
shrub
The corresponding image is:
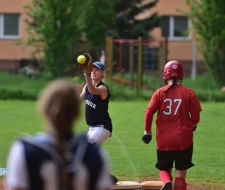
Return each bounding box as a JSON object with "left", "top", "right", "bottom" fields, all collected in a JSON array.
[
  {"left": 0, "top": 71, "right": 224, "bottom": 101},
  {"left": 0, "top": 72, "right": 47, "bottom": 100}
]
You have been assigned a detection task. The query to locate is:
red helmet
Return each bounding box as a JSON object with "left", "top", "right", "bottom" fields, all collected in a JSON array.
[{"left": 163, "top": 60, "right": 184, "bottom": 80}]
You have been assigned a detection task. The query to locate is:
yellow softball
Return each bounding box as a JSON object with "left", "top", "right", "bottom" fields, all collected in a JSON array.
[{"left": 77, "top": 55, "right": 86, "bottom": 64}]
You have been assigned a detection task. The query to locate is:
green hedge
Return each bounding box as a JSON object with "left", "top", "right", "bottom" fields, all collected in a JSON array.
[
  {"left": 0, "top": 88, "right": 37, "bottom": 100},
  {"left": 0, "top": 72, "right": 224, "bottom": 101},
  {"left": 194, "top": 90, "right": 225, "bottom": 102},
  {"left": 0, "top": 71, "right": 47, "bottom": 100},
  {"left": 108, "top": 87, "right": 225, "bottom": 102}
]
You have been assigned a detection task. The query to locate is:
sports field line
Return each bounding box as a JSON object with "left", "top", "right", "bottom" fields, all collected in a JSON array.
[{"left": 112, "top": 134, "right": 139, "bottom": 180}]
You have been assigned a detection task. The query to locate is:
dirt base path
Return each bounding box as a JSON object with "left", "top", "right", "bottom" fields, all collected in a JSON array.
[
  {"left": 0, "top": 177, "right": 4, "bottom": 190},
  {"left": 0, "top": 176, "right": 224, "bottom": 190}
]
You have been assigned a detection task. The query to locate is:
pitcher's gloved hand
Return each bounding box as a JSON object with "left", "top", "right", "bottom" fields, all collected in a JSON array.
[
  {"left": 77, "top": 53, "right": 93, "bottom": 75},
  {"left": 142, "top": 131, "right": 152, "bottom": 144}
]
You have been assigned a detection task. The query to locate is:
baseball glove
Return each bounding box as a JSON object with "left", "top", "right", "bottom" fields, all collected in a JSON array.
[{"left": 77, "top": 53, "right": 93, "bottom": 75}]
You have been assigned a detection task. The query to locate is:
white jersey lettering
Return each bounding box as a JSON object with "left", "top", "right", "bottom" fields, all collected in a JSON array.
[{"left": 85, "top": 100, "right": 96, "bottom": 109}]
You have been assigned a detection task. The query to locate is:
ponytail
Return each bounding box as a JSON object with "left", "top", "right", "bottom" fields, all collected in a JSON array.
[
  {"left": 38, "top": 79, "right": 80, "bottom": 189},
  {"left": 164, "top": 77, "right": 177, "bottom": 93}
]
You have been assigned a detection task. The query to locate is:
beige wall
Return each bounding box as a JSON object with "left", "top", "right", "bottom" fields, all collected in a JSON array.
[
  {"left": 152, "top": 0, "right": 202, "bottom": 61},
  {"left": 136, "top": 0, "right": 206, "bottom": 75},
  {"left": 140, "top": 0, "right": 203, "bottom": 63},
  {"left": 0, "top": 0, "right": 34, "bottom": 62},
  {"left": 150, "top": 0, "right": 189, "bottom": 15},
  {"left": 140, "top": 0, "right": 188, "bottom": 17}
]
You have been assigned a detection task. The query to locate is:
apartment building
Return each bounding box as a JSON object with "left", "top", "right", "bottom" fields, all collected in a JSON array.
[
  {"left": 0, "top": 0, "right": 34, "bottom": 73},
  {"left": 0, "top": 0, "right": 206, "bottom": 74},
  {"left": 148, "top": 0, "right": 206, "bottom": 75}
]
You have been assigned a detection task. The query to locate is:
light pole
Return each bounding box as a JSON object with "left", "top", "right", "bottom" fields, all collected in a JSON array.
[{"left": 191, "top": 0, "right": 197, "bottom": 80}]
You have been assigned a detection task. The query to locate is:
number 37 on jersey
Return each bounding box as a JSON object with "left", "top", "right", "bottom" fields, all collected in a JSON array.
[{"left": 163, "top": 98, "right": 182, "bottom": 115}]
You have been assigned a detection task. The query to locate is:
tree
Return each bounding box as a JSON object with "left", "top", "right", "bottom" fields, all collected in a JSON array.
[
  {"left": 22, "top": 0, "right": 117, "bottom": 78},
  {"left": 23, "top": 0, "right": 83, "bottom": 78},
  {"left": 107, "top": 0, "right": 160, "bottom": 39},
  {"left": 185, "top": 0, "right": 225, "bottom": 86},
  {"left": 79, "top": 0, "right": 118, "bottom": 46}
]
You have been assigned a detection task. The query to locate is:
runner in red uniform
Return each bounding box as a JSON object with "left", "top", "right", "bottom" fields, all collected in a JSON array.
[{"left": 142, "top": 60, "right": 202, "bottom": 190}]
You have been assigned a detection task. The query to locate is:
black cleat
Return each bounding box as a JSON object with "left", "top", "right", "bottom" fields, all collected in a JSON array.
[
  {"left": 110, "top": 174, "right": 118, "bottom": 184},
  {"left": 160, "top": 181, "right": 172, "bottom": 190}
]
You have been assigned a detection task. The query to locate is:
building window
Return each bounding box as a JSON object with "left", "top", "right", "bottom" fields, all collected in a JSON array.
[
  {"left": 161, "top": 16, "right": 190, "bottom": 40},
  {"left": 0, "top": 14, "right": 20, "bottom": 39}
]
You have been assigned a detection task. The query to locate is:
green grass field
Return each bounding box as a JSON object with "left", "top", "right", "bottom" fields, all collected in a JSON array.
[{"left": 0, "top": 100, "right": 225, "bottom": 188}]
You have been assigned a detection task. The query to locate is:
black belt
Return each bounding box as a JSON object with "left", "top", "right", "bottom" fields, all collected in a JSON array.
[{"left": 95, "top": 124, "right": 104, "bottom": 128}]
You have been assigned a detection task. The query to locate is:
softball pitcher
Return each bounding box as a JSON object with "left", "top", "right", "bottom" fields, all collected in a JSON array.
[
  {"left": 142, "top": 60, "right": 202, "bottom": 190},
  {"left": 75, "top": 61, "right": 118, "bottom": 184}
]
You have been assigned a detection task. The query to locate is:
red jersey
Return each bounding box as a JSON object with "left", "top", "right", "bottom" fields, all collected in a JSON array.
[{"left": 144, "top": 84, "right": 202, "bottom": 150}]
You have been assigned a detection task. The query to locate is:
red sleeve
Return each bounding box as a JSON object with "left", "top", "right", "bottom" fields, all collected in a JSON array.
[
  {"left": 144, "top": 92, "right": 159, "bottom": 131},
  {"left": 191, "top": 113, "right": 200, "bottom": 125},
  {"left": 189, "top": 91, "right": 202, "bottom": 126},
  {"left": 190, "top": 92, "right": 202, "bottom": 115},
  {"left": 144, "top": 108, "right": 154, "bottom": 131}
]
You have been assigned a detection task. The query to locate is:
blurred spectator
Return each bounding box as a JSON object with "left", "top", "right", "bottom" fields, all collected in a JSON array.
[{"left": 5, "top": 79, "right": 112, "bottom": 190}]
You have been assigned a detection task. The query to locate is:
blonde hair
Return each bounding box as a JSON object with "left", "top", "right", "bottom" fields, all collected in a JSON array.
[{"left": 38, "top": 79, "right": 80, "bottom": 189}]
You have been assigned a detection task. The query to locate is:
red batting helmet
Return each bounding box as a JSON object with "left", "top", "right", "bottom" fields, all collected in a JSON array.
[{"left": 163, "top": 60, "right": 184, "bottom": 80}]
